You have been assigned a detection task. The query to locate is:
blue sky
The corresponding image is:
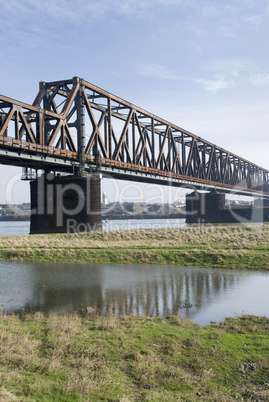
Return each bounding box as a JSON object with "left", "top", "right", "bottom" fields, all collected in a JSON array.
[{"left": 0, "top": 0, "right": 269, "bottom": 203}]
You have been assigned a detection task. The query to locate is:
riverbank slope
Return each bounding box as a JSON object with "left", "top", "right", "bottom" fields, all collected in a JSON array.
[
  {"left": 0, "top": 223, "right": 268, "bottom": 270},
  {"left": 0, "top": 313, "right": 268, "bottom": 401}
]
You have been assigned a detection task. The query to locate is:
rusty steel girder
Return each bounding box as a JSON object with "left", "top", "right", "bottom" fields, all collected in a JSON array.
[{"left": 0, "top": 76, "right": 268, "bottom": 195}]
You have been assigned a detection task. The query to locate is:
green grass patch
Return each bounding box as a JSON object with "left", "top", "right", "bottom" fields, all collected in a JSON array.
[{"left": 0, "top": 313, "right": 268, "bottom": 400}]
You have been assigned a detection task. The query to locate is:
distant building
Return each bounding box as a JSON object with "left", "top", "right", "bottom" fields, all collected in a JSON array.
[
  {"left": 20, "top": 203, "right": 31, "bottom": 210},
  {"left": 102, "top": 192, "right": 108, "bottom": 207}
]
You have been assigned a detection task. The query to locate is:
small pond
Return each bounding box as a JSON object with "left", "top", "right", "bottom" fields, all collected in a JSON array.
[{"left": 0, "top": 261, "right": 268, "bottom": 325}]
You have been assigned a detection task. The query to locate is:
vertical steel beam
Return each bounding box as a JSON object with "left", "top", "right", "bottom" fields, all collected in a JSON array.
[
  {"left": 151, "top": 118, "right": 155, "bottom": 168},
  {"left": 108, "top": 97, "right": 112, "bottom": 159},
  {"left": 181, "top": 133, "right": 185, "bottom": 175},
  {"left": 168, "top": 127, "right": 171, "bottom": 172},
  {"left": 104, "top": 115, "right": 108, "bottom": 152},
  {"left": 75, "top": 79, "right": 85, "bottom": 175},
  {"left": 132, "top": 113, "right": 136, "bottom": 164},
  {"left": 37, "top": 111, "right": 44, "bottom": 146}
]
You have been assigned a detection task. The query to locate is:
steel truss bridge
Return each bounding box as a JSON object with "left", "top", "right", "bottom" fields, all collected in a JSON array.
[{"left": 0, "top": 77, "right": 268, "bottom": 197}]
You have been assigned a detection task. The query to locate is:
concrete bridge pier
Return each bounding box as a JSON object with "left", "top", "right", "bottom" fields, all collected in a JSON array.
[
  {"left": 186, "top": 190, "right": 225, "bottom": 224},
  {"left": 30, "top": 173, "right": 102, "bottom": 234}
]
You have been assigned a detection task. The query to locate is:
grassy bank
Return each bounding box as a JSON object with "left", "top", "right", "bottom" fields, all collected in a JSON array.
[
  {"left": 0, "top": 223, "right": 269, "bottom": 270},
  {"left": 0, "top": 313, "right": 268, "bottom": 401}
]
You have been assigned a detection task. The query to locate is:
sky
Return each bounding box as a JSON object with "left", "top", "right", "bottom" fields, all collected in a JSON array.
[{"left": 0, "top": 0, "right": 268, "bottom": 204}]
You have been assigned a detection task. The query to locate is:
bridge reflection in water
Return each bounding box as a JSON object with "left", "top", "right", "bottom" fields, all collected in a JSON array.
[{"left": 1, "top": 262, "right": 268, "bottom": 325}]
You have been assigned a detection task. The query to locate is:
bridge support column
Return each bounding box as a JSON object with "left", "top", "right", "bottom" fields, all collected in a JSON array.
[
  {"left": 30, "top": 174, "right": 102, "bottom": 234},
  {"left": 186, "top": 190, "right": 225, "bottom": 224}
]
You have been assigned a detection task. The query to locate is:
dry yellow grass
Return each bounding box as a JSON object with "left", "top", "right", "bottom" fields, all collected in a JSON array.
[{"left": 0, "top": 223, "right": 268, "bottom": 269}]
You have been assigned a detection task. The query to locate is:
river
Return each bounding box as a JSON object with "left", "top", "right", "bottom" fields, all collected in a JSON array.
[
  {"left": 0, "top": 218, "right": 186, "bottom": 236},
  {"left": 0, "top": 261, "right": 268, "bottom": 325}
]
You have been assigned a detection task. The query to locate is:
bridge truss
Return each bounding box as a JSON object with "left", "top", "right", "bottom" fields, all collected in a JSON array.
[{"left": 0, "top": 77, "right": 268, "bottom": 196}]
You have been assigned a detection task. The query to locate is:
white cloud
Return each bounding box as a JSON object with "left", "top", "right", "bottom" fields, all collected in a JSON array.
[
  {"left": 114, "top": 0, "right": 175, "bottom": 17},
  {"left": 134, "top": 59, "right": 269, "bottom": 93},
  {"left": 196, "top": 59, "right": 269, "bottom": 92},
  {"left": 195, "top": 74, "right": 231, "bottom": 92},
  {"left": 210, "top": 59, "right": 256, "bottom": 76},
  {"left": 134, "top": 63, "right": 183, "bottom": 80},
  {"left": 107, "top": 0, "right": 185, "bottom": 17},
  {"left": 245, "top": 15, "right": 264, "bottom": 26},
  {"left": 1, "top": 0, "right": 186, "bottom": 24},
  {"left": 248, "top": 74, "right": 269, "bottom": 86},
  {"left": 200, "top": 2, "right": 220, "bottom": 18},
  {"left": 216, "top": 25, "right": 235, "bottom": 38}
]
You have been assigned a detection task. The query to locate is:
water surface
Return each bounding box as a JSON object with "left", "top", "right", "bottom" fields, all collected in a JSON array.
[
  {"left": 0, "top": 218, "right": 186, "bottom": 236},
  {"left": 0, "top": 261, "right": 268, "bottom": 325}
]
